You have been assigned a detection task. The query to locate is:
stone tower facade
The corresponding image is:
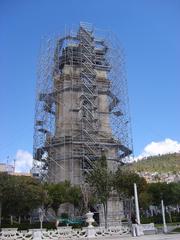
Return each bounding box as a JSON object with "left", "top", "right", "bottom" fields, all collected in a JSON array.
[
  {"left": 33, "top": 23, "right": 132, "bottom": 225},
  {"left": 47, "top": 25, "right": 130, "bottom": 184}
]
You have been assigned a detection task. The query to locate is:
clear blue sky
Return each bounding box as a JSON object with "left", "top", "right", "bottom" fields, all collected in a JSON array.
[{"left": 0, "top": 0, "right": 180, "bottom": 163}]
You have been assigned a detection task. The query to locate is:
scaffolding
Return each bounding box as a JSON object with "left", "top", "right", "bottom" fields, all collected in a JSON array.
[{"left": 32, "top": 23, "right": 133, "bottom": 183}]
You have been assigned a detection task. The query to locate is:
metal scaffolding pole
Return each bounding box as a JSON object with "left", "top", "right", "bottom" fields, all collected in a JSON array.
[{"left": 32, "top": 23, "right": 133, "bottom": 184}]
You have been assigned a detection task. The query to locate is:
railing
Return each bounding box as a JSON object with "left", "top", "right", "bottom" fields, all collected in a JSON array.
[
  {"left": 0, "top": 225, "right": 130, "bottom": 240},
  {"left": 0, "top": 228, "right": 32, "bottom": 240}
]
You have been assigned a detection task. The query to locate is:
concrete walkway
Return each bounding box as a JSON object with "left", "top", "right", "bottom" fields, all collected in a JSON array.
[{"left": 103, "top": 233, "right": 180, "bottom": 240}]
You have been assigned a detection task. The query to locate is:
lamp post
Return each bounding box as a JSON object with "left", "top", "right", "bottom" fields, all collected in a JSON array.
[
  {"left": 161, "top": 200, "right": 167, "bottom": 233},
  {"left": 132, "top": 183, "right": 144, "bottom": 236},
  {"left": 134, "top": 183, "right": 140, "bottom": 224}
]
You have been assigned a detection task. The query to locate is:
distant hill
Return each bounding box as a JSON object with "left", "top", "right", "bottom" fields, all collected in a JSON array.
[{"left": 126, "top": 153, "right": 180, "bottom": 173}]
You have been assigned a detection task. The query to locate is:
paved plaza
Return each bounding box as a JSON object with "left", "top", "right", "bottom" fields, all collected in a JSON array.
[{"left": 107, "top": 233, "right": 180, "bottom": 240}]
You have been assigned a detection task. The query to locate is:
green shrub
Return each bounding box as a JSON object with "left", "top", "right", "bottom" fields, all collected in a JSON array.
[
  {"left": 1, "top": 221, "right": 56, "bottom": 230},
  {"left": 172, "top": 227, "right": 180, "bottom": 232},
  {"left": 61, "top": 213, "right": 69, "bottom": 219},
  {"left": 141, "top": 212, "right": 180, "bottom": 224}
]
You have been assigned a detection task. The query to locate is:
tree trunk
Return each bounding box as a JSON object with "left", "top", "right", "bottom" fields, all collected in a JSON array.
[
  {"left": 176, "top": 204, "right": 179, "bottom": 213},
  {"left": 103, "top": 202, "right": 108, "bottom": 229},
  {"left": 129, "top": 199, "right": 132, "bottom": 222},
  {"left": 168, "top": 209, "right": 172, "bottom": 223},
  {"left": 10, "top": 215, "right": 13, "bottom": 225},
  {"left": 29, "top": 216, "right": 32, "bottom": 224},
  {"left": 40, "top": 220, "right": 43, "bottom": 230},
  {"left": 18, "top": 216, "right": 21, "bottom": 224}
]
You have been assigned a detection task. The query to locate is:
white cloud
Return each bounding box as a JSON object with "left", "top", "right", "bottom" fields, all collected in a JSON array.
[
  {"left": 13, "top": 139, "right": 180, "bottom": 171},
  {"left": 15, "top": 150, "right": 33, "bottom": 173},
  {"left": 135, "top": 138, "right": 180, "bottom": 161}
]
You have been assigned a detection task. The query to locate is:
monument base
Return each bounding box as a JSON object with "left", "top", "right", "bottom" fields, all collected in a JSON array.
[{"left": 98, "top": 192, "right": 124, "bottom": 227}]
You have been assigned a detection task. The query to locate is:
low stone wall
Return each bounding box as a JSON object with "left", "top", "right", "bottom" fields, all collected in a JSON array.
[
  {"left": 0, "top": 228, "right": 32, "bottom": 240},
  {"left": 0, "top": 225, "right": 130, "bottom": 240},
  {"left": 132, "top": 223, "right": 157, "bottom": 236}
]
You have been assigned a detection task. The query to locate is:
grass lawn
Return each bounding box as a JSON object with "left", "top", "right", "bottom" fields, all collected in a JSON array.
[
  {"left": 155, "top": 222, "right": 180, "bottom": 227},
  {"left": 172, "top": 227, "right": 180, "bottom": 232}
]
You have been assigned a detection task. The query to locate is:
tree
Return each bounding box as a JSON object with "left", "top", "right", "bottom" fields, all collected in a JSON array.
[
  {"left": 146, "top": 182, "right": 180, "bottom": 222},
  {"left": 168, "top": 183, "right": 180, "bottom": 206},
  {"left": 68, "top": 185, "right": 83, "bottom": 214},
  {"left": 46, "top": 181, "right": 83, "bottom": 217},
  {"left": 86, "top": 155, "right": 114, "bottom": 228},
  {"left": 1, "top": 174, "right": 46, "bottom": 224},
  {"left": 114, "top": 169, "right": 147, "bottom": 199},
  {"left": 46, "top": 181, "right": 70, "bottom": 216},
  {"left": 17, "top": 176, "right": 46, "bottom": 222},
  {"left": 113, "top": 169, "right": 147, "bottom": 221},
  {"left": 139, "top": 191, "right": 152, "bottom": 210},
  {"left": 80, "top": 183, "right": 96, "bottom": 213},
  {"left": 147, "top": 182, "right": 168, "bottom": 206},
  {"left": 0, "top": 173, "right": 9, "bottom": 227}
]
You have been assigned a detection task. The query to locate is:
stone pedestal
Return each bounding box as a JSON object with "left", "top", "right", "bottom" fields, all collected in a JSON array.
[
  {"left": 86, "top": 211, "right": 96, "bottom": 239},
  {"left": 132, "top": 224, "right": 144, "bottom": 237},
  {"left": 32, "top": 229, "right": 42, "bottom": 240},
  {"left": 99, "top": 192, "right": 123, "bottom": 226}
]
